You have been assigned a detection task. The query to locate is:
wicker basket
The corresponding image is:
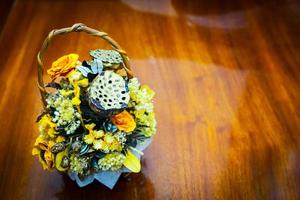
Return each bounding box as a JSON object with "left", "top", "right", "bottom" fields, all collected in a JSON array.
[{"left": 33, "top": 23, "right": 156, "bottom": 189}]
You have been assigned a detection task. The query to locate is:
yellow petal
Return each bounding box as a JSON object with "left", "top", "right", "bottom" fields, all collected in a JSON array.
[
  {"left": 61, "top": 90, "right": 74, "bottom": 97},
  {"left": 78, "top": 78, "right": 89, "bottom": 87},
  {"left": 48, "top": 141, "right": 56, "bottom": 148},
  {"left": 71, "top": 97, "right": 81, "bottom": 105},
  {"left": 123, "top": 150, "right": 141, "bottom": 173},
  {"left": 85, "top": 123, "right": 96, "bottom": 131},
  {"left": 56, "top": 136, "right": 66, "bottom": 143},
  {"left": 93, "top": 130, "right": 104, "bottom": 138},
  {"left": 40, "top": 158, "right": 49, "bottom": 170},
  {"left": 93, "top": 139, "right": 104, "bottom": 150},
  {"left": 84, "top": 133, "right": 95, "bottom": 144},
  {"left": 48, "top": 129, "right": 55, "bottom": 138},
  {"left": 32, "top": 148, "right": 40, "bottom": 156},
  {"left": 71, "top": 82, "right": 81, "bottom": 105},
  {"left": 104, "top": 134, "right": 114, "bottom": 144},
  {"left": 44, "top": 150, "right": 55, "bottom": 169},
  {"left": 34, "top": 136, "right": 46, "bottom": 146}
]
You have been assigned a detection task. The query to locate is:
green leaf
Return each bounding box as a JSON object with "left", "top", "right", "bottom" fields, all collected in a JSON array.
[{"left": 123, "top": 149, "right": 141, "bottom": 173}]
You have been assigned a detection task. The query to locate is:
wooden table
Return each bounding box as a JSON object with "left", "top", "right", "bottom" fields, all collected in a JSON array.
[{"left": 0, "top": 0, "right": 300, "bottom": 199}]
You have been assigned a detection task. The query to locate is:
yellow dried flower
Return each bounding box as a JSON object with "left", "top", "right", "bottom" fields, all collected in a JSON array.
[
  {"left": 83, "top": 123, "right": 122, "bottom": 152},
  {"left": 104, "top": 134, "right": 115, "bottom": 144},
  {"left": 94, "top": 130, "right": 104, "bottom": 138},
  {"left": 93, "top": 139, "right": 105, "bottom": 150},
  {"left": 38, "top": 114, "right": 57, "bottom": 138},
  {"left": 32, "top": 136, "right": 55, "bottom": 170},
  {"left": 84, "top": 133, "right": 95, "bottom": 145}
]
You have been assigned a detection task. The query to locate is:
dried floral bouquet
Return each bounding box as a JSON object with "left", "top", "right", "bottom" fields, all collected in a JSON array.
[{"left": 32, "top": 24, "right": 156, "bottom": 188}]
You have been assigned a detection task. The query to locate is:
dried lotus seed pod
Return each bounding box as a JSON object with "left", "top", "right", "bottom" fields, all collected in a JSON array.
[
  {"left": 88, "top": 71, "right": 129, "bottom": 115},
  {"left": 89, "top": 49, "right": 123, "bottom": 68}
]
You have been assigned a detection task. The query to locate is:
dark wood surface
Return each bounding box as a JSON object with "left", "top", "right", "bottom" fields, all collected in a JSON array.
[
  {"left": 0, "top": 0, "right": 300, "bottom": 199},
  {"left": 0, "top": 0, "right": 14, "bottom": 34}
]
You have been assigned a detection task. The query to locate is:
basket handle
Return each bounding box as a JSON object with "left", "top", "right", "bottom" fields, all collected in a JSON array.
[{"left": 37, "top": 23, "right": 133, "bottom": 107}]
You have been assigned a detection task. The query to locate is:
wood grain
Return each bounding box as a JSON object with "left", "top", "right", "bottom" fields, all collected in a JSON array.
[
  {"left": 0, "top": 0, "right": 14, "bottom": 34},
  {"left": 0, "top": 0, "right": 300, "bottom": 199}
]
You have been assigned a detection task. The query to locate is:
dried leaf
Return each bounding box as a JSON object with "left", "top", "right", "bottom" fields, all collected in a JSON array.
[
  {"left": 90, "top": 59, "right": 103, "bottom": 74},
  {"left": 76, "top": 66, "right": 91, "bottom": 77},
  {"left": 123, "top": 149, "right": 141, "bottom": 173},
  {"left": 55, "top": 149, "right": 69, "bottom": 172}
]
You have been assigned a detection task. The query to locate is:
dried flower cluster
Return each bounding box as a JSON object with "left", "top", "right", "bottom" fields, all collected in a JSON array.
[{"left": 33, "top": 50, "right": 156, "bottom": 185}]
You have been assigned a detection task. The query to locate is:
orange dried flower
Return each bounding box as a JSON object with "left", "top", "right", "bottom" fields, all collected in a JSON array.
[
  {"left": 111, "top": 110, "right": 136, "bottom": 133},
  {"left": 47, "top": 53, "right": 79, "bottom": 79}
]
